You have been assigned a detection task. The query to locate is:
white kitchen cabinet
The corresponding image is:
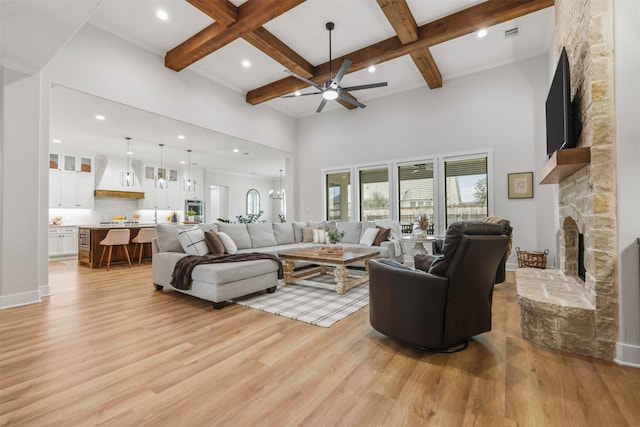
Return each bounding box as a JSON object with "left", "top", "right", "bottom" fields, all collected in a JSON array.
[
  {"left": 139, "top": 165, "right": 181, "bottom": 209},
  {"left": 49, "top": 152, "right": 94, "bottom": 208},
  {"left": 49, "top": 226, "right": 78, "bottom": 257}
]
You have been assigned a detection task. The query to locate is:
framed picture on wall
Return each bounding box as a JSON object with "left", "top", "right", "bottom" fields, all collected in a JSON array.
[{"left": 508, "top": 172, "right": 534, "bottom": 199}]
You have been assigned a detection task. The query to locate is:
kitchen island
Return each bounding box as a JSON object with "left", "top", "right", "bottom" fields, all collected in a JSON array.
[{"left": 78, "top": 224, "right": 156, "bottom": 268}]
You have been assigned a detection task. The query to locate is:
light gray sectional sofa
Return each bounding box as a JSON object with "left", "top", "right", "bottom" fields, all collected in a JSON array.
[{"left": 152, "top": 220, "right": 403, "bottom": 308}]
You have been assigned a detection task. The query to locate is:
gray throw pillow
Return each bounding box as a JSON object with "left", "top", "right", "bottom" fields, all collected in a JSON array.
[
  {"left": 155, "top": 224, "right": 189, "bottom": 253},
  {"left": 292, "top": 222, "right": 306, "bottom": 242}
]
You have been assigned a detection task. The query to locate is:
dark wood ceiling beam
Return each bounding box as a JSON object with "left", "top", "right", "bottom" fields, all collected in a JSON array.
[
  {"left": 376, "top": 0, "right": 442, "bottom": 89},
  {"left": 244, "top": 27, "right": 314, "bottom": 78},
  {"left": 187, "top": 0, "right": 237, "bottom": 26},
  {"left": 410, "top": 49, "right": 442, "bottom": 89},
  {"left": 376, "top": 0, "right": 418, "bottom": 44},
  {"left": 166, "top": 0, "right": 305, "bottom": 71},
  {"left": 246, "top": 0, "right": 553, "bottom": 105}
]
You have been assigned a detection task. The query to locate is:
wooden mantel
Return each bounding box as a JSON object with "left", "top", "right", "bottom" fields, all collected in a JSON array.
[{"left": 539, "top": 147, "right": 591, "bottom": 184}]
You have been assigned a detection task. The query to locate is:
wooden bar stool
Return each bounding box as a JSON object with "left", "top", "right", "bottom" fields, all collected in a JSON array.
[
  {"left": 99, "top": 229, "right": 132, "bottom": 271},
  {"left": 131, "top": 228, "right": 157, "bottom": 265}
]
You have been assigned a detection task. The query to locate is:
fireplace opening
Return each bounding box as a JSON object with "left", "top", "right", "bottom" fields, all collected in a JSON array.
[{"left": 578, "top": 233, "right": 585, "bottom": 281}]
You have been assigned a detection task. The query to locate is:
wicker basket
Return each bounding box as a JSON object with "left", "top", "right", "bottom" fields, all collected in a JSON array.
[{"left": 516, "top": 247, "right": 549, "bottom": 269}]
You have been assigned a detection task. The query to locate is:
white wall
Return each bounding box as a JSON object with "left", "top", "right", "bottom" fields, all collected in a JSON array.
[
  {"left": 204, "top": 170, "right": 284, "bottom": 223},
  {"left": 614, "top": 0, "right": 640, "bottom": 367},
  {"left": 1, "top": 72, "right": 48, "bottom": 307},
  {"left": 295, "top": 55, "right": 553, "bottom": 266},
  {"left": 44, "top": 24, "right": 296, "bottom": 155}
]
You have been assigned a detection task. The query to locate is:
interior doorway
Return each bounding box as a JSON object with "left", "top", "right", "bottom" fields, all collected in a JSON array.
[{"left": 208, "top": 185, "right": 228, "bottom": 223}]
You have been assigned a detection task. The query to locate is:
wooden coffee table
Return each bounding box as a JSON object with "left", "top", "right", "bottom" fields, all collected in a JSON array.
[{"left": 278, "top": 247, "right": 380, "bottom": 294}]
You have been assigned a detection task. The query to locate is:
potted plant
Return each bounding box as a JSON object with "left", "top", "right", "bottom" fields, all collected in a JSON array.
[
  {"left": 326, "top": 227, "right": 345, "bottom": 244},
  {"left": 187, "top": 209, "right": 196, "bottom": 222}
]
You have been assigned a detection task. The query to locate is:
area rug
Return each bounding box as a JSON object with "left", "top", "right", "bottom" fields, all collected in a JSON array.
[{"left": 235, "top": 281, "right": 369, "bottom": 328}]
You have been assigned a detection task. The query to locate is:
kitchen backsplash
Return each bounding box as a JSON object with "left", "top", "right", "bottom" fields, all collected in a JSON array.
[{"left": 49, "top": 198, "right": 181, "bottom": 225}]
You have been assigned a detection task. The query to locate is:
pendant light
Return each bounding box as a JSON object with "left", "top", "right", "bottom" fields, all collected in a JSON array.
[
  {"left": 186, "top": 149, "right": 192, "bottom": 190},
  {"left": 157, "top": 143, "right": 165, "bottom": 188},
  {"left": 269, "top": 169, "right": 285, "bottom": 200},
  {"left": 124, "top": 137, "right": 133, "bottom": 186}
]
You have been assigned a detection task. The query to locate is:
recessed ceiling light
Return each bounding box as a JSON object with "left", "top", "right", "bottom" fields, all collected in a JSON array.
[
  {"left": 242, "top": 59, "right": 251, "bottom": 68},
  {"left": 52, "top": 139, "right": 61, "bottom": 143},
  {"left": 180, "top": 160, "right": 186, "bottom": 164},
  {"left": 233, "top": 149, "right": 239, "bottom": 153},
  {"left": 127, "top": 151, "right": 133, "bottom": 155},
  {"left": 95, "top": 115, "right": 105, "bottom": 120},
  {"left": 477, "top": 29, "right": 488, "bottom": 38},
  {"left": 294, "top": 91, "right": 301, "bottom": 96},
  {"left": 178, "top": 135, "right": 185, "bottom": 139},
  {"left": 156, "top": 10, "right": 168, "bottom": 21},
  {"left": 368, "top": 65, "right": 376, "bottom": 73}
]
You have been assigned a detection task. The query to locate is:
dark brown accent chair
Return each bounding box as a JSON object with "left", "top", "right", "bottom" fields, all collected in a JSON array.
[{"left": 369, "top": 222, "right": 510, "bottom": 352}]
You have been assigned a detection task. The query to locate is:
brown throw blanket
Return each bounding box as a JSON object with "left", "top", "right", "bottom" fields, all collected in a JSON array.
[{"left": 170, "top": 252, "right": 283, "bottom": 290}]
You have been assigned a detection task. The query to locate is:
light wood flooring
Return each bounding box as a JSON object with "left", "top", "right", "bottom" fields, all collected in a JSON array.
[{"left": 1, "top": 260, "right": 639, "bottom": 426}]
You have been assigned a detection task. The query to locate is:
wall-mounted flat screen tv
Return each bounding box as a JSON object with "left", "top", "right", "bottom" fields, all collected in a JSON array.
[{"left": 545, "top": 47, "right": 574, "bottom": 157}]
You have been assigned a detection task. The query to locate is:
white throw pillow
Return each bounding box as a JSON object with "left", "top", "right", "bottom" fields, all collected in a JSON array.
[
  {"left": 216, "top": 231, "right": 237, "bottom": 254},
  {"left": 359, "top": 227, "right": 379, "bottom": 246},
  {"left": 313, "top": 228, "right": 328, "bottom": 244},
  {"left": 177, "top": 226, "right": 210, "bottom": 256}
]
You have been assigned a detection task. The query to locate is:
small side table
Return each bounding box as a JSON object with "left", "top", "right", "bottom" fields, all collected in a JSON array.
[{"left": 402, "top": 234, "right": 436, "bottom": 256}]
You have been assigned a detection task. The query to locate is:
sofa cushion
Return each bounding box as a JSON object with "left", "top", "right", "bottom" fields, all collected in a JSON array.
[
  {"left": 359, "top": 227, "right": 379, "bottom": 246},
  {"left": 217, "top": 223, "right": 251, "bottom": 249},
  {"left": 156, "top": 224, "right": 191, "bottom": 253},
  {"left": 247, "top": 223, "right": 278, "bottom": 248},
  {"left": 373, "top": 226, "right": 391, "bottom": 246},
  {"left": 177, "top": 226, "right": 210, "bottom": 256},
  {"left": 273, "top": 223, "right": 295, "bottom": 244},
  {"left": 292, "top": 221, "right": 306, "bottom": 242},
  {"left": 302, "top": 227, "right": 315, "bottom": 243},
  {"left": 216, "top": 231, "right": 238, "bottom": 254},
  {"left": 204, "top": 231, "right": 226, "bottom": 255},
  {"left": 337, "top": 222, "right": 362, "bottom": 244}
]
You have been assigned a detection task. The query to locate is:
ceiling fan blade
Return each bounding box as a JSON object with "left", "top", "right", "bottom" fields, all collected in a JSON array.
[
  {"left": 341, "top": 82, "right": 388, "bottom": 91},
  {"left": 281, "top": 92, "right": 323, "bottom": 98},
  {"left": 316, "top": 98, "right": 328, "bottom": 113},
  {"left": 332, "top": 59, "right": 352, "bottom": 86},
  {"left": 284, "top": 69, "right": 323, "bottom": 91},
  {"left": 337, "top": 94, "right": 366, "bottom": 109}
]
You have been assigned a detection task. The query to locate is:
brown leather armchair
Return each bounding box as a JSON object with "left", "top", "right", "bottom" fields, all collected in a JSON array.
[{"left": 369, "top": 222, "right": 509, "bottom": 352}]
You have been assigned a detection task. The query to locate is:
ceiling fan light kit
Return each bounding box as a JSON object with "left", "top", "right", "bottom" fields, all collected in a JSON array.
[{"left": 282, "top": 22, "right": 387, "bottom": 113}]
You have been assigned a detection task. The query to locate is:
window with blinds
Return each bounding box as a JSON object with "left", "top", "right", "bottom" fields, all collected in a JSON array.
[
  {"left": 359, "top": 168, "right": 389, "bottom": 221},
  {"left": 398, "top": 162, "right": 434, "bottom": 226},
  {"left": 444, "top": 157, "right": 488, "bottom": 226},
  {"left": 326, "top": 171, "right": 351, "bottom": 221}
]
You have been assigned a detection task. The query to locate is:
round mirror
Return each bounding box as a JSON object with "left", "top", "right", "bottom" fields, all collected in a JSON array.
[{"left": 246, "top": 189, "right": 260, "bottom": 215}]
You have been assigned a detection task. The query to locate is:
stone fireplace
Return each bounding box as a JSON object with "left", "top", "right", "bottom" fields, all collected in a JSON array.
[{"left": 516, "top": 0, "right": 618, "bottom": 360}]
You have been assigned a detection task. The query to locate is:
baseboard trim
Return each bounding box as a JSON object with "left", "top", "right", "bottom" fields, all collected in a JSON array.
[
  {"left": 615, "top": 342, "right": 640, "bottom": 368},
  {"left": 0, "top": 291, "right": 41, "bottom": 309},
  {"left": 40, "top": 284, "right": 51, "bottom": 298}
]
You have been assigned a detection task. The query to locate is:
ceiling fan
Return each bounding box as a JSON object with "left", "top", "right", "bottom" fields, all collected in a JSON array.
[{"left": 282, "top": 22, "right": 388, "bottom": 113}]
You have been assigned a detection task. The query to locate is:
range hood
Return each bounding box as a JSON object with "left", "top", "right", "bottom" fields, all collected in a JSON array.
[{"left": 94, "top": 189, "right": 144, "bottom": 199}]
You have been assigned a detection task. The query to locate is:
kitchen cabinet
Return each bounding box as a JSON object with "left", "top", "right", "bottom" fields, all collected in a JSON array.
[
  {"left": 49, "top": 226, "right": 78, "bottom": 257},
  {"left": 49, "top": 153, "right": 94, "bottom": 208},
  {"left": 139, "top": 165, "right": 181, "bottom": 210}
]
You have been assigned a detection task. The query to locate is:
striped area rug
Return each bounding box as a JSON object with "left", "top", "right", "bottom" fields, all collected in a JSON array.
[{"left": 235, "top": 281, "right": 369, "bottom": 328}]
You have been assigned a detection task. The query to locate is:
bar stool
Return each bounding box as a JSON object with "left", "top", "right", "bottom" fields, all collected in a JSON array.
[
  {"left": 131, "top": 228, "right": 157, "bottom": 265},
  {"left": 99, "top": 229, "right": 132, "bottom": 271}
]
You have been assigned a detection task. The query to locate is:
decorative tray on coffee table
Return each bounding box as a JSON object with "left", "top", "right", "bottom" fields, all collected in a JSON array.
[{"left": 318, "top": 246, "right": 344, "bottom": 255}]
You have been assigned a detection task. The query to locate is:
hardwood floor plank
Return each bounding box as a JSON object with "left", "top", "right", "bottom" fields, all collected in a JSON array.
[{"left": 1, "top": 263, "right": 638, "bottom": 426}]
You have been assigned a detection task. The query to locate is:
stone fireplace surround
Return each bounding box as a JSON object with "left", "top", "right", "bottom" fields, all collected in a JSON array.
[{"left": 515, "top": 0, "right": 618, "bottom": 360}]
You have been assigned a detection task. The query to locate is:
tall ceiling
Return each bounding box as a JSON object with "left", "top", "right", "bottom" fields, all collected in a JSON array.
[{"left": 2, "top": 0, "right": 555, "bottom": 176}]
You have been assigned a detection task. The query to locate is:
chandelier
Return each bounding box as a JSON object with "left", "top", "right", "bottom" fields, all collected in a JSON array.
[{"left": 269, "top": 169, "right": 285, "bottom": 200}]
